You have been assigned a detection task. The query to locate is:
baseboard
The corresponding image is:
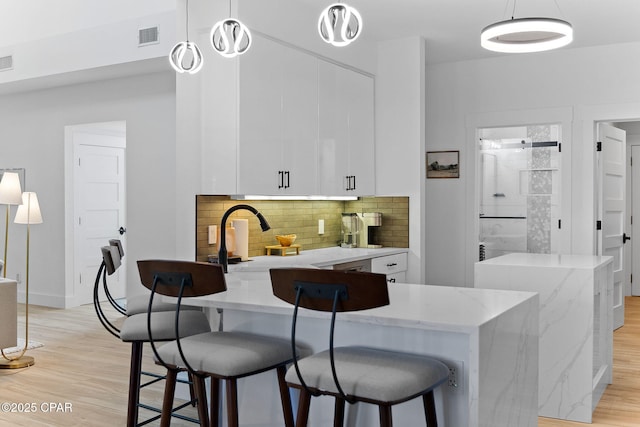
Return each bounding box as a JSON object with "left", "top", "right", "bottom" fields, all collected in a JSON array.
[{"left": 17, "top": 291, "right": 66, "bottom": 308}]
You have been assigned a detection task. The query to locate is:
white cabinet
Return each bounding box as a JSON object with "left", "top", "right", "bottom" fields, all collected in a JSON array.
[
  {"left": 201, "top": 34, "right": 374, "bottom": 196},
  {"left": 318, "top": 61, "right": 375, "bottom": 196},
  {"left": 371, "top": 252, "right": 407, "bottom": 283},
  {"left": 237, "top": 36, "right": 318, "bottom": 195}
]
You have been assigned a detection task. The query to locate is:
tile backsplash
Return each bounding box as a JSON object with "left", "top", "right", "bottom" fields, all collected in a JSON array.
[{"left": 196, "top": 196, "right": 409, "bottom": 262}]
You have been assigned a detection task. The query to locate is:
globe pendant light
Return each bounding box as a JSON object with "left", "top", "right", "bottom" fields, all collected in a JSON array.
[
  {"left": 481, "top": 1, "right": 573, "bottom": 53},
  {"left": 211, "top": 18, "right": 252, "bottom": 58},
  {"left": 170, "top": 41, "right": 204, "bottom": 74},
  {"left": 318, "top": 3, "right": 362, "bottom": 47},
  {"left": 211, "top": 0, "right": 252, "bottom": 58},
  {"left": 170, "top": 0, "right": 204, "bottom": 74}
]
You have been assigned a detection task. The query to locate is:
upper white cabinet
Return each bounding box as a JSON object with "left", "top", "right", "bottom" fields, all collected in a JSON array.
[
  {"left": 237, "top": 36, "right": 318, "bottom": 195},
  {"left": 201, "top": 34, "right": 374, "bottom": 196},
  {"left": 318, "top": 61, "right": 375, "bottom": 196}
]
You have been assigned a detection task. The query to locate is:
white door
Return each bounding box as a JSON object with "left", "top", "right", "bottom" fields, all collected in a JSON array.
[
  {"left": 597, "top": 123, "right": 626, "bottom": 330},
  {"left": 632, "top": 145, "right": 640, "bottom": 295},
  {"left": 69, "top": 125, "right": 126, "bottom": 307}
]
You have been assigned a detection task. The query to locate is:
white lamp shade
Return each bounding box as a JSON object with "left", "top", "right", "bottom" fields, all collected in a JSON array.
[
  {"left": 14, "top": 192, "right": 43, "bottom": 225},
  {"left": 0, "top": 172, "right": 23, "bottom": 205}
]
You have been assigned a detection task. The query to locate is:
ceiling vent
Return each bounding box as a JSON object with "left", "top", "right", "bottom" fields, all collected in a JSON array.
[
  {"left": 138, "top": 26, "right": 159, "bottom": 46},
  {"left": 0, "top": 55, "right": 13, "bottom": 71}
]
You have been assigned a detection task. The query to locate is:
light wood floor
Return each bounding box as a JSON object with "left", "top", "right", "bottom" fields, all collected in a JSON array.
[
  {"left": 2, "top": 298, "right": 640, "bottom": 426},
  {"left": 0, "top": 302, "right": 198, "bottom": 426}
]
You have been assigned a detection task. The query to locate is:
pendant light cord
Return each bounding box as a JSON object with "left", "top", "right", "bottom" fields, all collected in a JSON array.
[
  {"left": 501, "top": 0, "right": 516, "bottom": 20},
  {"left": 505, "top": 0, "right": 566, "bottom": 21},
  {"left": 185, "top": 0, "right": 190, "bottom": 41},
  {"left": 553, "top": 0, "right": 567, "bottom": 19}
]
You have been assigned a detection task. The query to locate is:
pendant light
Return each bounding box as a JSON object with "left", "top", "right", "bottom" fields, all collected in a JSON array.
[
  {"left": 318, "top": 3, "right": 362, "bottom": 47},
  {"left": 169, "top": 0, "right": 204, "bottom": 74},
  {"left": 210, "top": 0, "right": 252, "bottom": 58},
  {"left": 481, "top": 0, "right": 573, "bottom": 53}
]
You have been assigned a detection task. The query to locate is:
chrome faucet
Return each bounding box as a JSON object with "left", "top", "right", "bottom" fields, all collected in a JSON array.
[{"left": 218, "top": 204, "right": 270, "bottom": 272}]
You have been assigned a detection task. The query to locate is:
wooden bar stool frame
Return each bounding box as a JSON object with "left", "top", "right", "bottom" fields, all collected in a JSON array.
[
  {"left": 138, "top": 260, "right": 295, "bottom": 427},
  {"left": 93, "top": 242, "right": 198, "bottom": 427}
]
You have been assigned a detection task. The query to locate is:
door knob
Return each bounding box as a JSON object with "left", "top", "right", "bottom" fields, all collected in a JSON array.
[{"left": 119, "top": 227, "right": 127, "bottom": 235}]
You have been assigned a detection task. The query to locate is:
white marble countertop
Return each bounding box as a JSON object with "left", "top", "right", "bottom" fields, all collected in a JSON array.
[
  {"left": 176, "top": 247, "right": 538, "bottom": 334},
  {"left": 227, "top": 246, "right": 409, "bottom": 272},
  {"left": 181, "top": 271, "right": 537, "bottom": 334},
  {"left": 477, "top": 252, "right": 613, "bottom": 269}
]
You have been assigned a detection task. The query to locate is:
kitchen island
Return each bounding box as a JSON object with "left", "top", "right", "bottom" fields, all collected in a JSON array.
[
  {"left": 170, "top": 252, "right": 539, "bottom": 427},
  {"left": 475, "top": 253, "right": 613, "bottom": 423}
]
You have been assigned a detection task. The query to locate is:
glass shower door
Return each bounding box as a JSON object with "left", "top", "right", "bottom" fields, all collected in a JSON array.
[{"left": 478, "top": 125, "right": 561, "bottom": 260}]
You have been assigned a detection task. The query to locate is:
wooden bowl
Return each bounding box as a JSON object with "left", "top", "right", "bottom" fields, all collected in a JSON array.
[{"left": 275, "top": 234, "right": 296, "bottom": 247}]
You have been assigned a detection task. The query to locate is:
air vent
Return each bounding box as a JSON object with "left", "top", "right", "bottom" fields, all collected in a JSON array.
[
  {"left": 0, "top": 55, "right": 13, "bottom": 71},
  {"left": 138, "top": 26, "right": 159, "bottom": 46}
]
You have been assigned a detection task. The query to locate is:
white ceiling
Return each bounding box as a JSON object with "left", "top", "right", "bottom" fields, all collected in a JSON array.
[{"left": 1, "top": 0, "right": 640, "bottom": 64}]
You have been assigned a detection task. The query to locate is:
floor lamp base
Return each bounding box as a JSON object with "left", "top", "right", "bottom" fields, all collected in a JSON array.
[{"left": 0, "top": 355, "right": 34, "bottom": 369}]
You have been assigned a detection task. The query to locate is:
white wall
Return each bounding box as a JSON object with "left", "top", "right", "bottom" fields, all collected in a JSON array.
[
  {"left": 425, "top": 41, "right": 640, "bottom": 287},
  {"left": 0, "top": 11, "right": 175, "bottom": 88},
  {"left": 0, "top": 72, "right": 176, "bottom": 307},
  {"left": 375, "top": 37, "right": 425, "bottom": 283}
]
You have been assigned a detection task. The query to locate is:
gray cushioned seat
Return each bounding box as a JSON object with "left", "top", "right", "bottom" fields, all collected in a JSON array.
[
  {"left": 125, "top": 294, "right": 201, "bottom": 316},
  {"left": 120, "top": 310, "right": 211, "bottom": 342},
  {"left": 286, "top": 346, "right": 450, "bottom": 403},
  {"left": 157, "top": 331, "right": 293, "bottom": 377}
]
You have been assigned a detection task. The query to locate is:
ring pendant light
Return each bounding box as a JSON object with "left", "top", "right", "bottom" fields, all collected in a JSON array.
[
  {"left": 211, "top": 0, "right": 252, "bottom": 58},
  {"left": 318, "top": 3, "right": 363, "bottom": 47},
  {"left": 170, "top": 0, "right": 204, "bottom": 74},
  {"left": 481, "top": 1, "right": 573, "bottom": 53}
]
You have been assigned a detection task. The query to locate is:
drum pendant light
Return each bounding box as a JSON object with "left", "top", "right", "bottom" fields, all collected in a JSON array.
[
  {"left": 318, "top": 3, "right": 362, "bottom": 47},
  {"left": 481, "top": 0, "right": 573, "bottom": 53},
  {"left": 211, "top": 0, "right": 252, "bottom": 58},
  {"left": 169, "top": 0, "right": 204, "bottom": 74}
]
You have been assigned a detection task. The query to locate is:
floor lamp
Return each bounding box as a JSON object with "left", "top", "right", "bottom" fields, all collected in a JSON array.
[
  {"left": 0, "top": 192, "right": 42, "bottom": 369},
  {"left": 0, "top": 172, "right": 23, "bottom": 278}
]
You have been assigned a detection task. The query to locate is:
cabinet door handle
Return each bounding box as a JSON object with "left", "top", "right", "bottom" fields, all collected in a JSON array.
[
  {"left": 388, "top": 278, "right": 396, "bottom": 283},
  {"left": 386, "top": 263, "right": 398, "bottom": 267},
  {"left": 278, "top": 171, "right": 284, "bottom": 189},
  {"left": 345, "top": 175, "right": 350, "bottom": 191},
  {"left": 345, "top": 175, "right": 356, "bottom": 191},
  {"left": 285, "top": 171, "right": 290, "bottom": 189}
]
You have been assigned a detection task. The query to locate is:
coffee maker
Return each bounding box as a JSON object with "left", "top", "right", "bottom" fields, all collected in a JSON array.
[
  {"left": 357, "top": 212, "right": 382, "bottom": 248},
  {"left": 341, "top": 213, "right": 359, "bottom": 248}
]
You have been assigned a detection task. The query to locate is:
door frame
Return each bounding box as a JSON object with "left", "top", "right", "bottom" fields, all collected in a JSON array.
[
  {"left": 630, "top": 142, "right": 640, "bottom": 295},
  {"left": 465, "top": 106, "right": 573, "bottom": 285},
  {"left": 64, "top": 121, "right": 126, "bottom": 308},
  {"left": 578, "top": 104, "right": 640, "bottom": 300}
]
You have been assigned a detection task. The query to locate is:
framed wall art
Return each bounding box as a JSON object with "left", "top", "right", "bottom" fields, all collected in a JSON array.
[{"left": 426, "top": 151, "right": 459, "bottom": 179}]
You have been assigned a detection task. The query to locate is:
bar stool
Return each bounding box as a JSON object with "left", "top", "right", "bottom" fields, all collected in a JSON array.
[
  {"left": 94, "top": 242, "right": 207, "bottom": 426},
  {"left": 136, "top": 259, "right": 295, "bottom": 427},
  {"left": 270, "top": 267, "right": 450, "bottom": 427},
  {"left": 94, "top": 239, "right": 188, "bottom": 336}
]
